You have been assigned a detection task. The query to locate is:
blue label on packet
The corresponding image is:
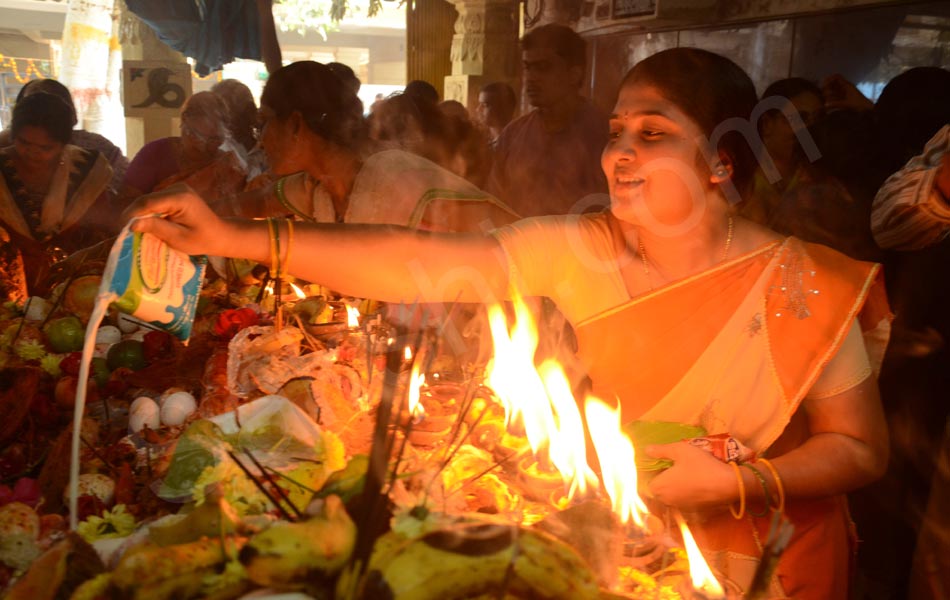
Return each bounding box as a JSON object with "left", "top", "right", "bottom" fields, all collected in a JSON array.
[{"left": 102, "top": 223, "right": 206, "bottom": 342}]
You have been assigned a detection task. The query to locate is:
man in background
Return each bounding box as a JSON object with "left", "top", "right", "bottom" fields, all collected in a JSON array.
[
  {"left": 487, "top": 24, "right": 608, "bottom": 216},
  {"left": 477, "top": 81, "right": 517, "bottom": 152}
]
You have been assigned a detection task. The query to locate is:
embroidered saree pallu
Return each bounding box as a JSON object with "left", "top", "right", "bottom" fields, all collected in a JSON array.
[{"left": 575, "top": 237, "right": 889, "bottom": 599}]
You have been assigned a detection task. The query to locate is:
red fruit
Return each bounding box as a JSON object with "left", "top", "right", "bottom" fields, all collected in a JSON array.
[
  {"left": 75, "top": 494, "right": 106, "bottom": 522},
  {"left": 59, "top": 352, "right": 83, "bottom": 377},
  {"left": 54, "top": 376, "right": 97, "bottom": 409},
  {"left": 30, "top": 392, "right": 59, "bottom": 428},
  {"left": 142, "top": 330, "right": 173, "bottom": 362},
  {"left": 0, "top": 444, "right": 27, "bottom": 479}
]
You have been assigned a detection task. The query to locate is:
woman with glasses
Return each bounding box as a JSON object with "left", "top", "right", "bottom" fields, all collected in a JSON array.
[{"left": 119, "top": 91, "right": 246, "bottom": 210}]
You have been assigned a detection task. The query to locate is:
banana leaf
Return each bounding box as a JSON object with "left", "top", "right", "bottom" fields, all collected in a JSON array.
[{"left": 623, "top": 421, "right": 707, "bottom": 472}]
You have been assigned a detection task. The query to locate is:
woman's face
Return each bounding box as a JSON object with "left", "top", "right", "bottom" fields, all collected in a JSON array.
[
  {"left": 258, "top": 104, "right": 306, "bottom": 176},
  {"left": 602, "top": 82, "right": 715, "bottom": 233},
  {"left": 13, "top": 125, "right": 65, "bottom": 169},
  {"left": 181, "top": 115, "right": 225, "bottom": 157}
]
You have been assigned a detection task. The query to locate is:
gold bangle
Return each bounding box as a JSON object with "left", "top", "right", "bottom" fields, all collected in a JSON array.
[
  {"left": 741, "top": 463, "right": 774, "bottom": 517},
  {"left": 729, "top": 460, "right": 746, "bottom": 520},
  {"left": 757, "top": 458, "right": 786, "bottom": 514},
  {"left": 282, "top": 218, "right": 294, "bottom": 277},
  {"left": 266, "top": 217, "right": 278, "bottom": 278},
  {"left": 273, "top": 216, "right": 282, "bottom": 281}
]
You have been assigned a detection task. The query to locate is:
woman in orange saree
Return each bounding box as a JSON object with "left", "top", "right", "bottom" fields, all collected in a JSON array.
[{"left": 126, "top": 49, "right": 889, "bottom": 598}]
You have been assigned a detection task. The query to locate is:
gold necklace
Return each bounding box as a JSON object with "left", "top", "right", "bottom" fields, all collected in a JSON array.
[{"left": 639, "top": 216, "right": 735, "bottom": 289}]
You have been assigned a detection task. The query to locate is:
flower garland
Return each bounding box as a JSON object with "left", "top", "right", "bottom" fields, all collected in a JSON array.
[{"left": 0, "top": 54, "right": 51, "bottom": 84}]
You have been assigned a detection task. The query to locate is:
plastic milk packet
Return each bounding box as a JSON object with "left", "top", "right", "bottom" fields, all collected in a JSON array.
[{"left": 101, "top": 218, "right": 206, "bottom": 342}]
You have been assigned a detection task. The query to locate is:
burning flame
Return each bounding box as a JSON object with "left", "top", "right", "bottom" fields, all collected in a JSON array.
[
  {"left": 484, "top": 294, "right": 597, "bottom": 498},
  {"left": 289, "top": 282, "right": 306, "bottom": 299},
  {"left": 406, "top": 358, "right": 426, "bottom": 421},
  {"left": 584, "top": 397, "right": 650, "bottom": 528},
  {"left": 404, "top": 345, "right": 413, "bottom": 361},
  {"left": 675, "top": 513, "right": 726, "bottom": 598},
  {"left": 346, "top": 304, "right": 360, "bottom": 328}
]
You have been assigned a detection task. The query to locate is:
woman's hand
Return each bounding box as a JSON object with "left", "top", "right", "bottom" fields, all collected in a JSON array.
[
  {"left": 645, "top": 442, "right": 736, "bottom": 510},
  {"left": 122, "top": 183, "right": 235, "bottom": 257}
]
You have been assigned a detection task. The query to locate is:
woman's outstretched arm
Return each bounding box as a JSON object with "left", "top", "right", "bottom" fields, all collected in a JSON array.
[{"left": 124, "top": 184, "right": 512, "bottom": 304}]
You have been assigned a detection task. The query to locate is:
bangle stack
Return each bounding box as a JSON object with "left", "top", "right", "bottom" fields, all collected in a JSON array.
[
  {"left": 266, "top": 217, "right": 296, "bottom": 331},
  {"left": 729, "top": 458, "right": 787, "bottom": 519}
]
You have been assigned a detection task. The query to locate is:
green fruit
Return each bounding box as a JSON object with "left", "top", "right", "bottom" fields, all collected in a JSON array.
[
  {"left": 91, "top": 357, "right": 111, "bottom": 387},
  {"left": 107, "top": 340, "right": 147, "bottom": 371},
  {"left": 45, "top": 316, "right": 85, "bottom": 353}
]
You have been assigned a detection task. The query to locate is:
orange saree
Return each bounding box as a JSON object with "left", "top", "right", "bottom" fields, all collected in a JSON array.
[{"left": 574, "top": 237, "right": 889, "bottom": 598}]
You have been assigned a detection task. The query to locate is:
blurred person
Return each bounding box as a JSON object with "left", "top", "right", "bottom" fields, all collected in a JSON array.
[
  {"left": 857, "top": 68, "right": 950, "bottom": 600},
  {"left": 438, "top": 100, "right": 469, "bottom": 121},
  {"left": 211, "top": 78, "right": 267, "bottom": 180},
  {"left": 739, "top": 77, "right": 825, "bottom": 227},
  {"left": 369, "top": 95, "right": 490, "bottom": 187},
  {"left": 120, "top": 91, "right": 246, "bottom": 209},
  {"left": 0, "top": 93, "right": 114, "bottom": 294},
  {"left": 476, "top": 82, "right": 517, "bottom": 151},
  {"left": 404, "top": 79, "right": 440, "bottom": 106},
  {"left": 486, "top": 24, "right": 608, "bottom": 217},
  {"left": 232, "top": 61, "right": 516, "bottom": 232},
  {"left": 0, "top": 78, "right": 128, "bottom": 196},
  {"left": 327, "top": 62, "right": 361, "bottom": 96},
  {"left": 874, "top": 67, "right": 950, "bottom": 181}
]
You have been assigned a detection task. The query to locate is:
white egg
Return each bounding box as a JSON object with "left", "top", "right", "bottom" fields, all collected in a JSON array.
[
  {"left": 93, "top": 342, "right": 112, "bottom": 359},
  {"left": 116, "top": 313, "right": 141, "bottom": 334},
  {"left": 95, "top": 325, "right": 122, "bottom": 345},
  {"left": 125, "top": 329, "right": 147, "bottom": 342},
  {"left": 128, "top": 396, "right": 160, "bottom": 433},
  {"left": 24, "top": 296, "right": 51, "bottom": 321},
  {"left": 160, "top": 391, "right": 197, "bottom": 426}
]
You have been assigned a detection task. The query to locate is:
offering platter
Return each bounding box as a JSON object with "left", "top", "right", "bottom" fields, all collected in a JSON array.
[{"left": 0, "top": 259, "right": 761, "bottom": 600}]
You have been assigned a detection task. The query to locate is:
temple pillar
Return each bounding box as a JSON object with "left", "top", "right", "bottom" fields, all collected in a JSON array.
[{"left": 443, "top": 0, "right": 520, "bottom": 113}]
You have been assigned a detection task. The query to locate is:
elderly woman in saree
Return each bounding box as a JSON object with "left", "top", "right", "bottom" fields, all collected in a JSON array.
[
  {"left": 232, "top": 61, "right": 517, "bottom": 233},
  {"left": 127, "top": 48, "right": 889, "bottom": 599},
  {"left": 120, "top": 91, "right": 246, "bottom": 208}
]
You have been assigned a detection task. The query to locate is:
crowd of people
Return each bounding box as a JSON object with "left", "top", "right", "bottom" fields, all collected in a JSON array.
[{"left": 1, "top": 19, "right": 948, "bottom": 600}]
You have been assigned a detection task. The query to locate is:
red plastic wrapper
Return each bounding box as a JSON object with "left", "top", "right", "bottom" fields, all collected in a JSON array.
[{"left": 687, "top": 433, "right": 756, "bottom": 463}]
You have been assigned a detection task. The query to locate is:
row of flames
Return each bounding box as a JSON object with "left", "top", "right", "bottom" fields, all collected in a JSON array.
[{"left": 403, "top": 291, "right": 725, "bottom": 598}]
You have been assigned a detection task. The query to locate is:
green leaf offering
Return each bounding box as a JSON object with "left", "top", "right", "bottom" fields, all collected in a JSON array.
[{"left": 624, "top": 420, "right": 707, "bottom": 472}]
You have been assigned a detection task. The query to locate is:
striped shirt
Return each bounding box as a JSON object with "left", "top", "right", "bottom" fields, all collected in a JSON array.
[{"left": 871, "top": 125, "right": 950, "bottom": 250}]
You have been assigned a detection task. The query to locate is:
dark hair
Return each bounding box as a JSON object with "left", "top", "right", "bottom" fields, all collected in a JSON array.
[
  {"left": 521, "top": 24, "right": 586, "bottom": 69},
  {"left": 261, "top": 61, "right": 366, "bottom": 151},
  {"left": 17, "top": 78, "right": 78, "bottom": 127},
  {"left": 11, "top": 92, "right": 74, "bottom": 144},
  {"left": 327, "top": 62, "right": 361, "bottom": 95},
  {"left": 622, "top": 47, "right": 759, "bottom": 198},
  {"left": 875, "top": 67, "right": 950, "bottom": 175},
  {"left": 762, "top": 77, "right": 822, "bottom": 105},
  {"left": 480, "top": 82, "right": 517, "bottom": 108},
  {"left": 404, "top": 80, "right": 440, "bottom": 106}
]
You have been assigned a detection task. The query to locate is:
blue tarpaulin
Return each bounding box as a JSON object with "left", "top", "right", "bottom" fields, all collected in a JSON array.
[{"left": 126, "top": 0, "right": 262, "bottom": 75}]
